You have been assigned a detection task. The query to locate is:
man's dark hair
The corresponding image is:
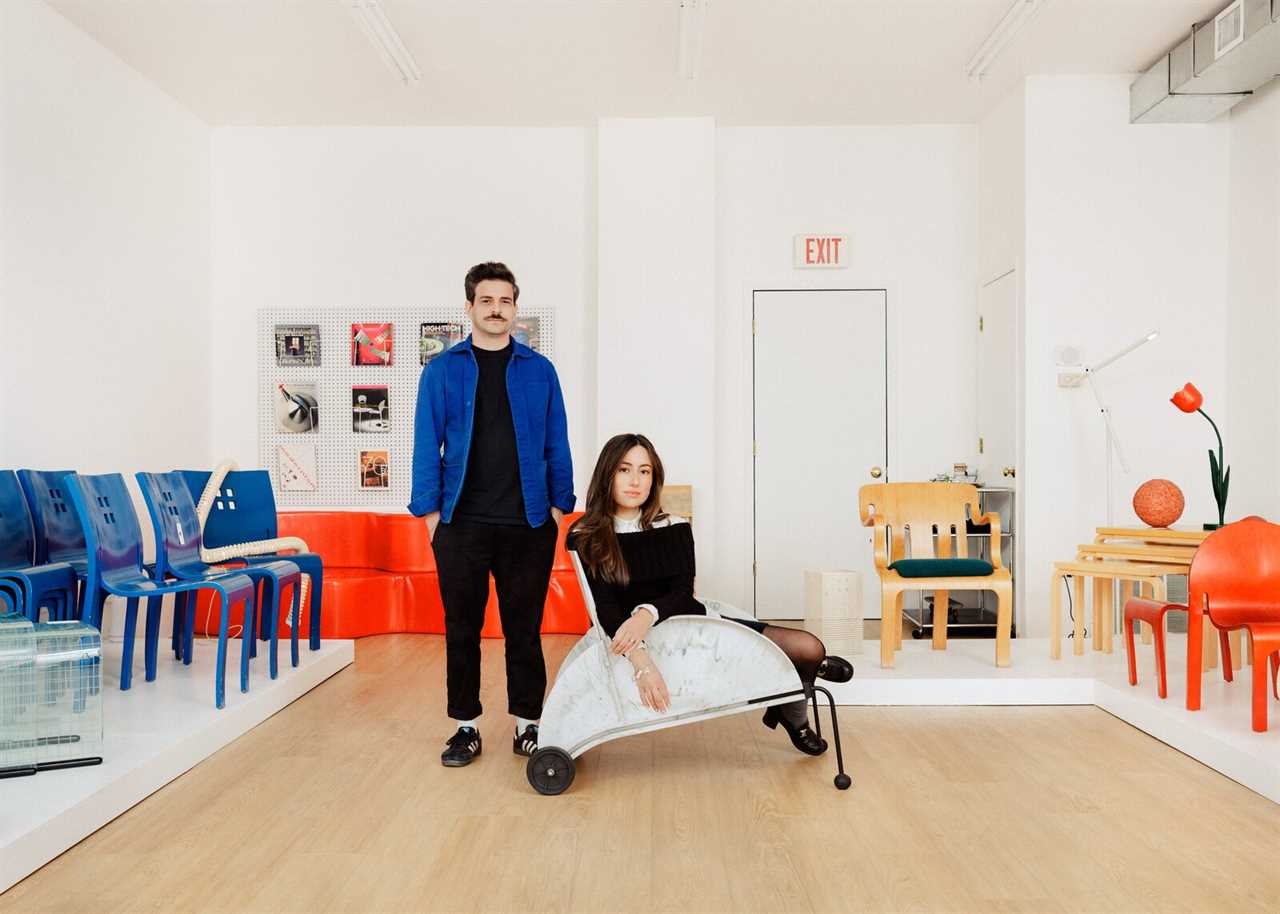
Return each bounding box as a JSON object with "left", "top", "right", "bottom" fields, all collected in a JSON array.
[{"left": 465, "top": 262, "right": 519, "bottom": 303}]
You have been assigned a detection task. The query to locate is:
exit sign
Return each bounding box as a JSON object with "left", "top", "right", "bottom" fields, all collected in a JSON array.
[{"left": 794, "top": 234, "right": 848, "bottom": 269}]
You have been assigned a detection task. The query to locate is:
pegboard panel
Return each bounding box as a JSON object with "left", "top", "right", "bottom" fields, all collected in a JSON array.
[{"left": 258, "top": 308, "right": 555, "bottom": 508}]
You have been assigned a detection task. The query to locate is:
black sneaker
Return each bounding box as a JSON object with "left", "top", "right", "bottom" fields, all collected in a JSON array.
[
  {"left": 442, "top": 727, "right": 481, "bottom": 767},
  {"left": 513, "top": 723, "right": 539, "bottom": 757}
]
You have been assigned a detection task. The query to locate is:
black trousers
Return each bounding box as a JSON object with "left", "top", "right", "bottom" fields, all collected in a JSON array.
[{"left": 431, "top": 518, "right": 559, "bottom": 721}]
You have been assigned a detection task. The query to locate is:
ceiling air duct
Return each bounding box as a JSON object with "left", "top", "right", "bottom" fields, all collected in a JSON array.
[{"left": 1131, "top": 0, "right": 1280, "bottom": 123}]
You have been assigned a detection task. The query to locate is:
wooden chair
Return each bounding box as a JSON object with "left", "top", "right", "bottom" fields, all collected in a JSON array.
[{"left": 859, "top": 483, "right": 1013, "bottom": 669}]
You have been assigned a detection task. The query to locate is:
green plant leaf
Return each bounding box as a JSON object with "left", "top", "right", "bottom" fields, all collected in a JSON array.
[{"left": 1208, "top": 449, "right": 1221, "bottom": 500}]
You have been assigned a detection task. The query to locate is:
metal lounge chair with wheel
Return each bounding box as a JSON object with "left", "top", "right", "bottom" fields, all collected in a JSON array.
[{"left": 526, "top": 544, "right": 851, "bottom": 796}]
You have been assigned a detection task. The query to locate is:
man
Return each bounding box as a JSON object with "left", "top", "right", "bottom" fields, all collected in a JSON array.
[{"left": 409, "top": 262, "right": 574, "bottom": 768}]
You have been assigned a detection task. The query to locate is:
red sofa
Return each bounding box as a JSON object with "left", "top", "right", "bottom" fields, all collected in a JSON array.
[{"left": 194, "top": 511, "right": 590, "bottom": 640}]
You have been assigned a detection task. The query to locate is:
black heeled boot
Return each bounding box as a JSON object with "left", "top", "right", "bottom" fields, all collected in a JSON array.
[
  {"left": 762, "top": 705, "right": 828, "bottom": 756},
  {"left": 816, "top": 655, "right": 854, "bottom": 683}
]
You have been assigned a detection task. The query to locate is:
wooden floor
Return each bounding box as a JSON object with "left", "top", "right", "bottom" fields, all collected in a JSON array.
[{"left": 4, "top": 634, "right": 1279, "bottom": 914}]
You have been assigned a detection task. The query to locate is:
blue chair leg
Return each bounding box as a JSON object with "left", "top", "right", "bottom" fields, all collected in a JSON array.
[
  {"left": 144, "top": 595, "right": 164, "bottom": 682},
  {"left": 239, "top": 593, "right": 257, "bottom": 694},
  {"left": 172, "top": 590, "right": 185, "bottom": 658},
  {"left": 268, "top": 577, "right": 289, "bottom": 679},
  {"left": 289, "top": 580, "right": 301, "bottom": 669},
  {"left": 183, "top": 591, "right": 198, "bottom": 666},
  {"left": 214, "top": 590, "right": 231, "bottom": 709},
  {"left": 308, "top": 566, "right": 323, "bottom": 651},
  {"left": 260, "top": 575, "right": 281, "bottom": 675},
  {"left": 120, "top": 597, "right": 140, "bottom": 690}
]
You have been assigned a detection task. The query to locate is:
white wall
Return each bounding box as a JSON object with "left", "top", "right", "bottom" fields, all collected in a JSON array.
[
  {"left": 1, "top": 0, "right": 211, "bottom": 472},
  {"left": 595, "top": 118, "right": 717, "bottom": 572},
  {"left": 1225, "top": 85, "right": 1280, "bottom": 522},
  {"left": 1021, "top": 76, "right": 1230, "bottom": 634},
  {"left": 713, "top": 125, "right": 978, "bottom": 605},
  {"left": 209, "top": 127, "right": 596, "bottom": 506},
  {"left": 978, "top": 85, "right": 1026, "bottom": 284}
]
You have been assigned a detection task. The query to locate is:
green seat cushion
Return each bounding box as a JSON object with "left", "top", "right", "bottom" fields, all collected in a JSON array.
[{"left": 889, "top": 558, "right": 994, "bottom": 578}]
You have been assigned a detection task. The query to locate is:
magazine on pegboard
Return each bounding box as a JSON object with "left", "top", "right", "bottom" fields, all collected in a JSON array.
[
  {"left": 274, "top": 324, "right": 321, "bottom": 366},
  {"left": 420, "top": 321, "right": 463, "bottom": 365},
  {"left": 351, "top": 322, "right": 393, "bottom": 366}
]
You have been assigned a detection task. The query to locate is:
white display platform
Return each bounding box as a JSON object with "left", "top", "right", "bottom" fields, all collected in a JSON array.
[
  {"left": 825, "top": 636, "right": 1280, "bottom": 803},
  {"left": 0, "top": 636, "right": 354, "bottom": 892}
]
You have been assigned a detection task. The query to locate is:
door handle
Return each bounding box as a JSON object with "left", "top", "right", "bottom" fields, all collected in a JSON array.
[
  {"left": 1002, "top": 466, "right": 1016, "bottom": 478},
  {"left": 870, "top": 466, "right": 883, "bottom": 479}
]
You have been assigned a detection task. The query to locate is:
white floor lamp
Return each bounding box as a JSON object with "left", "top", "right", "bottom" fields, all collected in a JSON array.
[{"left": 1060, "top": 330, "right": 1159, "bottom": 525}]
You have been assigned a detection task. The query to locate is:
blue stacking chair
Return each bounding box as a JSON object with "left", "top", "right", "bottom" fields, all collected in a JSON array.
[
  {"left": 0, "top": 471, "right": 79, "bottom": 621},
  {"left": 180, "top": 469, "right": 324, "bottom": 651},
  {"left": 18, "top": 470, "right": 90, "bottom": 617},
  {"left": 65, "top": 473, "right": 258, "bottom": 708},
  {"left": 136, "top": 472, "right": 303, "bottom": 679}
]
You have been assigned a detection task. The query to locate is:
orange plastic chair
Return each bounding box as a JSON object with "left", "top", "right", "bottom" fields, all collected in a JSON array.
[{"left": 1124, "top": 516, "right": 1280, "bottom": 731}]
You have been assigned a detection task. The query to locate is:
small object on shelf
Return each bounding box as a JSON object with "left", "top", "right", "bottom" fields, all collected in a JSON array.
[
  {"left": 1170, "top": 382, "right": 1230, "bottom": 529},
  {"left": 1132, "top": 478, "right": 1185, "bottom": 528}
]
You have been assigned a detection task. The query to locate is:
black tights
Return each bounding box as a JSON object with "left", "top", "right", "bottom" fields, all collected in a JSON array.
[
  {"left": 760, "top": 625, "right": 826, "bottom": 728},
  {"left": 762, "top": 624, "right": 826, "bottom": 685}
]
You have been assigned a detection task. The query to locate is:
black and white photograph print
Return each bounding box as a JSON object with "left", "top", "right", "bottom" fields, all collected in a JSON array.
[
  {"left": 275, "top": 324, "right": 321, "bottom": 366},
  {"left": 275, "top": 383, "right": 319, "bottom": 433},
  {"left": 352, "top": 385, "right": 390, "bottom": 433}
]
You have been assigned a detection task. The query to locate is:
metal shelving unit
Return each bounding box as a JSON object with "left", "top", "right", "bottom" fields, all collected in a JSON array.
[{"left": 902, "top": 486, "right": 1016, "bottom": 639}]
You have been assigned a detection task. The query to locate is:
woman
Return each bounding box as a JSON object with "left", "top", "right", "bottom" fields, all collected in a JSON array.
[{"left": 567, "top": 433, "right": 853, "bottom": 755}]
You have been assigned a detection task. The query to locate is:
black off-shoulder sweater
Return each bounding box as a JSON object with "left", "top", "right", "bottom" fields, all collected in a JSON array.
[{"left": 566, "top": 523, "right": 705, "bottom": 638}]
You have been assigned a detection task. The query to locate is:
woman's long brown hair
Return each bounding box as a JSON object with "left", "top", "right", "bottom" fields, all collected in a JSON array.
[{"left": 571, "top": 433, "right": 666, "bottom": 585}]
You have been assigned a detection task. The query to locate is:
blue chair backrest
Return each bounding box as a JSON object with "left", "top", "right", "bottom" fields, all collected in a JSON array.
[
  {"left": 0, "top": 471, "right": 34, "bottom": 568},
  {"left": 66, "top": 474, "right": 145, "bottom": 590},
  {"left": 179, "top": 469, "right": 279, "bottom": 548},
  {"left": 135, "top": 471, "right": 203, "bottom": 577},
  {"left": 18, "top": 470, "right": 85, "bottom": 566}
]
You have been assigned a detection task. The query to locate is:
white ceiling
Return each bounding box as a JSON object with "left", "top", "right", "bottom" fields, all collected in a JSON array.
[{"left": 46, "top": 0, "right": 1223, "bottom": 126}]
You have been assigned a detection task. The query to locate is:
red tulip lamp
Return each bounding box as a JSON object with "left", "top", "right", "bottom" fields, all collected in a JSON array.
[{"left": 1170, "top": 382, "right": 1230, "bottom": 529}]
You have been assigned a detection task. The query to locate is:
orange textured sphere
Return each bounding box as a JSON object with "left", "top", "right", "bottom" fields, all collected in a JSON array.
[{"left": 1133, "top": 479, "right": 1185, "bottom": 528}]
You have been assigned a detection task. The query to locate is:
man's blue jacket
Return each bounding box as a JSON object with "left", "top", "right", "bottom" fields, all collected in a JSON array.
[{"left": 408, "top": 335, "right": 575, "bottom": 526}]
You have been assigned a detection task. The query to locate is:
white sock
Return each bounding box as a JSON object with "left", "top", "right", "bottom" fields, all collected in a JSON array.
[
  {"left": 515, "top": 716, "right": 539, "bottom": 733},
  {"left": 456, "top": 719, "right": 479, "bottom": 732}
]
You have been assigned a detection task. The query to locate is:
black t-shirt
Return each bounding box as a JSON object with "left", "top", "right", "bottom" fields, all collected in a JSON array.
[{"left": 453, "top": 342, "right": 526, "bottom": 525}]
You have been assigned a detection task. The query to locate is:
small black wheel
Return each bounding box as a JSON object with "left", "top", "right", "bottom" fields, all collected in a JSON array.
[
  {"left": 911, "top": 628, "right": 924, "bottom": 640},
  {"left": 834, "top": 773, "right": 852, "bottom": 790},
  {"left": 527, "top": 746, "right": 575, "bottom": 796}
]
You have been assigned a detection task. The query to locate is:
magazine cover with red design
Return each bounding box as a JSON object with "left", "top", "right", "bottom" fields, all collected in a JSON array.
[{"left": 351, "top": 322, "right": 393, "bottom": 366}]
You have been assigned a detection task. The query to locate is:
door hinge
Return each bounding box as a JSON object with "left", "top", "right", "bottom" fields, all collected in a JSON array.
[
  {"left": 752, "top": 318, "right": 758, "bottom": 336},
  {"left": 978, "top": 437, "right": 985, "bottom": 454},
  {"left": 978, "top": 315, "right": 984, "bottom": 332},
  {"left": 753, "top": 441, "right": 759, "bottom": 456},
  {"left": 753, "top": 561, "right": 757, "bottom": 577}
]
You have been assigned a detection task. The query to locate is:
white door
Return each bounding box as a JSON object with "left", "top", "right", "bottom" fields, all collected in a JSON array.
[
  {"left": 975, "top": 272, "right": 1018, "bottom": 488},
  {"left": 753, "top": 289, "right": 888, "bottom": 620}
]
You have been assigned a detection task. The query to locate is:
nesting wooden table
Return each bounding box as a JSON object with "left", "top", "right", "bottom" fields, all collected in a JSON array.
[{"left": 1050, "top": 527, "right": 1213, "bottom": 664}]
